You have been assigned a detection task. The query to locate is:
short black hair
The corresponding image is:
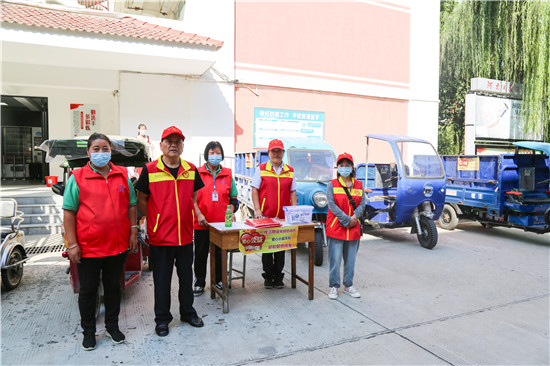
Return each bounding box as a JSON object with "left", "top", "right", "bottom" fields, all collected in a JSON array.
[
  {"left": 87, "top": 133, "right": 112, "bottom": 149},
  {"left": 203, "top": 141, "right": 224, "bottom": 162},
  {"left": 138, "top": 124, "right": 147, "bottom": 129}
]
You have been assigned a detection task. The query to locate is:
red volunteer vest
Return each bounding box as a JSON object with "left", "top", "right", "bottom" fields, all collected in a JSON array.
[
  {"left": 146, "top": 157, "right": 196, "bottom": 246},
  {"left": 194, "top": 164, "right": 233, "bottom": 230},
  {"left": 73, "top": 163, "right": 131, "bottom": 258},
  {"left": 326, "top": 177, "right": 363, "bottom": 241},
  {"left": 259, "top": 161, "right": 294, "bottom": 219}
]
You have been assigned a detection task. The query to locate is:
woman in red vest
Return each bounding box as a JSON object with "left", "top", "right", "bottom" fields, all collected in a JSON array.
[
  {"left": 326, "top": 153, "right": 367, "bottom": 300},
  {"left": 62, "top": 133, "right": 137, "bottom": 351},
  {"left": 251, "top": 139, "right": 297, "bottom": 288},
  {"left": 193, "top": 141, "right": 238, "bottom": 296}
]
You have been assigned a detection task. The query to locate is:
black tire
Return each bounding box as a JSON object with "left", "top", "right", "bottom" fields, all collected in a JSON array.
[
  {"left": 438, "top": 204, "right": 459, "bottom": 230},
  {"left": 1, "top": 247, "right": 24, "bottom": 290},
  {"left": 544, "top": 207, "right": 550, "bottom": 226},
  {"left": 314, "top": 229, "right": 324, "bottom": 266},
  {"left": 417, "top": 216, "right": 438, "bottom": 249}
]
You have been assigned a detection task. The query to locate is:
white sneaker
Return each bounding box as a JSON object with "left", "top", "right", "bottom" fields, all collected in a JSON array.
[
  {"left": 328, "top": 287, "right": 338, "bottom": 300},
  {"left": 343, "top": 286, "right": 361, "bottom": 298}
]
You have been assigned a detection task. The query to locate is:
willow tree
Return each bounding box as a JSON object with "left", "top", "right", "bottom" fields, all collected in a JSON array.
[{"left": 439, "top": 0, "right": 550, "bottom": 154}]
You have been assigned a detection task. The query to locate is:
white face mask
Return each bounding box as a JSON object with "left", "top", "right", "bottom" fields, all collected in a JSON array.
[{"left": 139, "top": 129, "right": 147, "bottom": 136}]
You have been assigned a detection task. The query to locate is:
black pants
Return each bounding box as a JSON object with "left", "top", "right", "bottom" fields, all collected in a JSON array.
[
  {"left": 193, "top": 229, "right": 221, "bottom": 287},
  {"left": 262, "top": 251, "right": 285, "bottom": 280},
  {"left": 77, "top": 252, "right": 128, "bottom": 335},
  {"left": 150, "top": 244, "right": 197, "bottom": 326}
]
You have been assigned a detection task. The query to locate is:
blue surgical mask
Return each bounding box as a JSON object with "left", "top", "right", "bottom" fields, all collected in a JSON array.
[
  {"left": 90, "top": 152, "right": 111, "bottom": 167},
  {"left": 208, "top": 154, "right": 222, "bottom": 166},
  {"left": 338, "top": 166, "right": 353, "bottom": 177}
]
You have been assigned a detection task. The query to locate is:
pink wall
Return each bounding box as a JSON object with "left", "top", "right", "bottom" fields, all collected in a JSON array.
[
  {"left": 236, "top": 2, "right": 410, "bottom": 84},
  {"left": 235, "top": 86, "right": 408, "bottom": 163}
]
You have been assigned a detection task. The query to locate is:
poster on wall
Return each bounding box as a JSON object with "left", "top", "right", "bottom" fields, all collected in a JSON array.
[
  {"left": 473, "top": 95, "right": 543, "bottom": 141},
  {"left": 71, "top": 104, "right": 99, "bottom": 137},
  {"left": 254, "top": 107, "right": 325, "bottom": 148}
]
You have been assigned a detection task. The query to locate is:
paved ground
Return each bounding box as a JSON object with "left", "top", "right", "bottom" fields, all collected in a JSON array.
[{"left": 1, "top": 222, "right": 549, "bottom": 365}]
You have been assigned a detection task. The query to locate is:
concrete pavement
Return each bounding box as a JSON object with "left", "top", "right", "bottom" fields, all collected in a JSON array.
[{"left": 1, "top": 222, "right": 548, "bottom": 365}]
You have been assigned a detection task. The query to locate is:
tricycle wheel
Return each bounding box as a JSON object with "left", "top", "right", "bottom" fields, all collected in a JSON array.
[
  {"left": 1, "top": 247, "right": 24, "bottom": 290},
  {"left": 314, "top": 229, "right": 324, "bottom": 266},
  {"left": 438, "top": 204, "right": 458, "bottom": 230},
  {"left": 417, "top": 216, "right": 437, "bottom": 249}
]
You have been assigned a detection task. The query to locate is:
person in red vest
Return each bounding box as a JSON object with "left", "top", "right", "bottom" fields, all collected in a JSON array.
[
  {"left": 251, "top": 139, "right": 297, "bottom": 288},
  {"left": 326, "top": 152, "right": 367, "bottom": 300},
  {"left": 63, "top": 133, "right": 137, "bottom": 351},
  {"left": 135, "top": 126, "right": 205, "bottom": 337},
  {"left": 193, "top": 141, "right": 239, "bottom": 296}
]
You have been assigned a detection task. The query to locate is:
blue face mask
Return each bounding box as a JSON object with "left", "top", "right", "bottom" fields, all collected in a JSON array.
[
  {"left": 90, "top": 152, "right": 111, "bottom": 167},
  {"left": 338, "top": 166, "right": 353, "bottom": 177},
  {"left": 208, "top": 154, "right": 223, "bottom": 166}
]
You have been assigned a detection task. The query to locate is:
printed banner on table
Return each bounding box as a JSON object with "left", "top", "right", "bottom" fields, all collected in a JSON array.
[
  {"left": 238, "top": 226, "right": 298, "bottom": 254},
  {"left": 457, "top": 157, "right": 479, "bottom": 171}
]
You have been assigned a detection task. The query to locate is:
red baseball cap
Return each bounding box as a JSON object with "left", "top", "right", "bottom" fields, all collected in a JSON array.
[
  {"left": 161, "top": 126, "right": 185, "bottom": 141},
  {"left": 336, "top": 152, "right": 354, "bottom": 165},
  {"left": 268, "top": 139, "right": 284, "bottom": 151}
]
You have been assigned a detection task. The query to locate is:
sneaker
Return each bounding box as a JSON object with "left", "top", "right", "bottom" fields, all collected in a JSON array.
[
  {"left": 215, "top": 281, "right": 223, "bottom": 291},
  {"left": 343, "top": 286, "right": 361, "bottom": 298},
  {"left": 274, "top": 278, "right": 284, "bottom": 289},
  {"left": 193, "top": 286, "right": 204, "bottom": 296},
  {"left": 328, "top": 287, "right": 338, "bottom": 300},
  {"left": 82, "top": 333, "right": 96, "bottom": 351},
  {"left": 264, "top": 278, "right": 274, "bottom": 289},
  {"left": 106, "top": 328, "right": 126, "bottom": 344}
]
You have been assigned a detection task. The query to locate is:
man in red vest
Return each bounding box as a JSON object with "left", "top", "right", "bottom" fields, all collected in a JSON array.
[
  {"left": 136, "top": 126, "right": 205, "bottom": 337},
  {"left": 251, "top": 139, "right": 297, "bottom": 288}
]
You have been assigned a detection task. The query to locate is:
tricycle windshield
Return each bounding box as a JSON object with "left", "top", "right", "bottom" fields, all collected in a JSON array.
[
  {"left": 397, "top": 141, "right": 444, "bottom": 178},
  {"left": 287, "top": 149, "right": 334, "bottom": 181}
]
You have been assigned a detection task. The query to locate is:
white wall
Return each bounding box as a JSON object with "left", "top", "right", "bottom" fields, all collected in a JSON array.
[
  {"left": 407, "top": 0, "right": 440, "bottom": 147},
  {"left": 2, "top": 63, "right": 119, "bottom": 179}
]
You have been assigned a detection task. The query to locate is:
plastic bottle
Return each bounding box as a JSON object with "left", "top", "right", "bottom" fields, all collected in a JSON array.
[{"left": 225, "top": 204, "right": 232, "bottom": 227}]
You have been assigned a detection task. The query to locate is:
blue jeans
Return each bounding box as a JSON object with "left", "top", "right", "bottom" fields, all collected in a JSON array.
[{"left": 328, "top": 237, "right": 359, "bottom": 288}]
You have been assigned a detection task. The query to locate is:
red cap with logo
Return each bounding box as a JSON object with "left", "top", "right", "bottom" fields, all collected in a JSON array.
[
  {"left": 336, "top": 152, "right": 354, "bottom": 165},
  {"left": 268, "top": 139, "right": 285, "bottom": 151},
  {"left": 161, "top": 126, "right": 185, "bottom": 141}
]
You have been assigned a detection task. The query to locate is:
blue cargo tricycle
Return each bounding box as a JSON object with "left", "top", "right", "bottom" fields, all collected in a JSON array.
[{"left": 356, "top": 134, "right": 446, "bottom": 249}]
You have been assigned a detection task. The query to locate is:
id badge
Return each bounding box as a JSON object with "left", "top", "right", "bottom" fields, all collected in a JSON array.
[{"left": 212, "top": 191, "right": 219, "bottom": 202}]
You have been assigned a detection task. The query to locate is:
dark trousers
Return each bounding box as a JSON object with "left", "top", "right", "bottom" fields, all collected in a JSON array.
[
  {"left": 262, "top": 251, "right": 285, "bottom": 280},
  {"left": 77, "top": 252, "right": 127, "bottom": 335},
  {"left": 193, "top": 229, "right": 221, "bottom": 287},
  {"left": 150, "top": 244, "right": 197, "bottom": 326}
]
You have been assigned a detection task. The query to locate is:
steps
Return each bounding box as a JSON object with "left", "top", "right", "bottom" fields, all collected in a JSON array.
[{"left": 2, "top": 188, "right": 64, "bottom": 235}]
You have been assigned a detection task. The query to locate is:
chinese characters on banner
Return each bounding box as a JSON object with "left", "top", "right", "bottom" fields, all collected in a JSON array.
[
  {"left": 238, "top": 226, "right": 298, "bottom": 254},
  {"left": 70, "top": 104, "right": 99, "bottom": 136},
  {"left": 254, "top": 107, "right": 325, "bottom": 148}
]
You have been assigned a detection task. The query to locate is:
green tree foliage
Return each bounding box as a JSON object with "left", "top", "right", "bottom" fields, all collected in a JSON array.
[{"left": 439, "top": 0, "right": 550, "bottom": 154}]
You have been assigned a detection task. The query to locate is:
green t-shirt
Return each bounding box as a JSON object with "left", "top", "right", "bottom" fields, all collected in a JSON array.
[{"left": 62, "top": 163, "right": 137, "bottom": 211}]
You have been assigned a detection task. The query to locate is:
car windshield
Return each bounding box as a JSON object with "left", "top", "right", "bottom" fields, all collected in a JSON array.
[
  {"left": 397, "top": 141, "right": 444, "bottom": 178},
  {"left": 288, "top": 149, "right": 334, "bottom": 181}
]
